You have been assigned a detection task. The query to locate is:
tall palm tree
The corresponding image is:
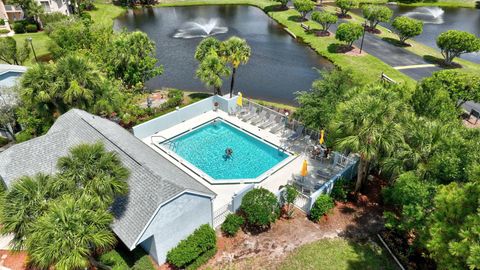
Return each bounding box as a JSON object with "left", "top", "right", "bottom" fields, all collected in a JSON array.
[
  {"left": 194, "top": 37, "right": 222, "bottom": 62},
  {"left": 0, "top": 174, "right": 58, "bottom": 250},
  {"left": 330, "top": 84, "right": 406, "bottom": 192},
  {"left": 221, "top": 37, "right": 251, "bottom": 98},
  {"left": 56, "top": 142, "right": 129, "bottom": 206},
  {"left": 195, "top": 51, "right": 230, "bottom": 95},
  {"left": 26, "top": 194, "right": 116, "bottom": 270}
]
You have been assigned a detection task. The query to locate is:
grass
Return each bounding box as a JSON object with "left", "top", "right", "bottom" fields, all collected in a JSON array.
[
  {"left": 88, "top": 2, "right": 126, "bottom": 27},
  {"left": 158, "top": 0, "right": 415, "bottom": 86},
  {"left": 11, "top": 32, "right": 51, "bottom": 66},
  {"left": 278, "top": 238, "right": 398, "bottom": 270},
  {"left": 323, "top": 5, "right": 480, "bottom": 76}
]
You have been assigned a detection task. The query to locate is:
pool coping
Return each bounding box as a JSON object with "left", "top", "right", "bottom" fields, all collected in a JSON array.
[{"left": 152, "top": 117, "right": 297, "bottom": 185}]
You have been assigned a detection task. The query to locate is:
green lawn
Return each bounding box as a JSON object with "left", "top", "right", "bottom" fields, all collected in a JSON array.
[
  {"left": 11, "top": 32, "right": 51, "bottom": 66},
  {"left": 279, "top": 238, "right": 398, "bottom": 270}
]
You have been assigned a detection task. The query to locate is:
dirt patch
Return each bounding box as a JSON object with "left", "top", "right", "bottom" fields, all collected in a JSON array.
[
  {"left": 464, "top": 116, "right": 480, "bottom": 128},
  {"left": 344, "top": 47, "right": 368, "bottom": 57},
  {"left": 336, "top": 13, "right": 352, "bottom": 19},
  {"left": 203, "top": 199, "right": 384, "bottom": 269},
  {"left": 314, "top": 30, "right": 332, "bottom": 37},
  {"left": 0, "top": 250, "right": 28, "bottom": 270}
]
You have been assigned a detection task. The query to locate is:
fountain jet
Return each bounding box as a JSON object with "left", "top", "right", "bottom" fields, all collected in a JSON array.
[
  {"left": 403, "top": 7, "right": 445, "bottom": 24},
  {"left": 173, "top": 18, "right": 228, "bottom": 39}
]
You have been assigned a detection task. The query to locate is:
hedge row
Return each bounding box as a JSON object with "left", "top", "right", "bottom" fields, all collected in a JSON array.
[{"left": 166, "top": 224, "right": 216, "bottom": 269}]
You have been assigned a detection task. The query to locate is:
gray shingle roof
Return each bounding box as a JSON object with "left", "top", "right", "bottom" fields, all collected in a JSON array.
[{"left": 0, "top": 109, "right": 215, "bottom": 249}]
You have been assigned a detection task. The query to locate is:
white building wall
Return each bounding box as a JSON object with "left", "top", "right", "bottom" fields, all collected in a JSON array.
[{"left": 137, "top": 192, "right": 213, "bottom": 264}]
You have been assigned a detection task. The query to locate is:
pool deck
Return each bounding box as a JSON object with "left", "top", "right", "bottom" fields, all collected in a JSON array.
[{"left": 141, "top": 109, "right": 315, "bottom": 211}]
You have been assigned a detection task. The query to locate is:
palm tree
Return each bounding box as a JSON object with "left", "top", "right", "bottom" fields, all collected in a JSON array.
[
  {"left": 195, "top": 51, "right": 230, "bottom": 95},
  {"left": 56, "top": 142, "right": 129, "bottom": 206},
  {"left": 26, "top": 194, "right": 116, "bottom": 270},
  {"left": 330, "top": 84, "right": 406, "bottom": 192},
  {"left": 0, "top": 174, "right": 58, "bottom": 250},
  {"left": 194, "top": 37, "right": 222, "bottom": 62},
  {"left": 221, "top": 37, "right": 251, "bottom": 98}
]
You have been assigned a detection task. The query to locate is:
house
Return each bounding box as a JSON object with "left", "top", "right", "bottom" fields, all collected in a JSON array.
[
  {"left": 0, "top": 0, "right": 10, "bottom": 31},
  {"left": 0, "top": 109, "right": 216, "bottom": 264},
  {"left": 0, "top": 0, "right": 70, "bottom": 22}
]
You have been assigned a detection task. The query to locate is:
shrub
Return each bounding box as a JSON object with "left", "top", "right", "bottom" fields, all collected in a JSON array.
[
  {"left": 310, "top": 194, "right": 334, "bottom": 221},
  {"left": 362, "top": 5, "right": 392, "bottom": 30},
  {"left": 335, "top": 22, "right": 363, "bottom": 48},
  {"left": 0, "top": 136, "right": 9, "bottom": 147},
  {"left": 391, "top": 16, "right": 423, "bottom": 44},
  {"left": 0, "top": 29, "right": 10, "bottom": 34},
  {"left": 330, "top": 178, "right": 351, "bottom": 202},
  {"left": 311, "top": 11, "right": 338, "bottom": 33},
  {"left": 0, "top": 19, "right": 5, "bottom": 25},
  {"left": 282, "top": 185, "right": 299, "bottom": 218},
  {"left": 436, "top": 30, "right": 480, "bottom": 65},
  {"left": 240, "top": 188, "right": 280, "bottom": 229},
  {"left": 293, "top": 0, "right": 315, "bottom": 20},
  {"left": 25, "top": 24, "right": 38, "bottom": 33},
  {"left": 162, "top": 89, "right": 183, "bottom": 109},
  {"left": 13, "top": 22, "right": 25, "bottom": 34},
  {"left": 336, "top": 0, "right": 358, "bottom": 16},
  {"left": 39, "top": 12, "right": 69, "bottom": 27},
  {"left": 221, "top": 214, "right": 244, "bottom": 236},
  {"left": 15, "top": 131, "right": 33, "bottom": 143},
  {"left": 167, "top": 224, "right": 216, "bottom": 269}
]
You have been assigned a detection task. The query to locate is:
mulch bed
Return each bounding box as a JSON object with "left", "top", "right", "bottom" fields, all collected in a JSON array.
[
  {"left": 0, "top": 250, "right": 28, "bottom": 270},
  {"left": 336, "top": 13, "right": 352, "bottom": 19},
  {"left": 315, "top": 30, "right": 332, "bottom": 37}
]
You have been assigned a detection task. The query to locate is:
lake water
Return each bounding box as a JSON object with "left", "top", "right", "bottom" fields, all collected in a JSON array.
[
  {"left": 384, "top": 6, "right": 480, "bottom": 63},
  {"left": 114, "top": 5, "right": 332, "bottom": 105}
]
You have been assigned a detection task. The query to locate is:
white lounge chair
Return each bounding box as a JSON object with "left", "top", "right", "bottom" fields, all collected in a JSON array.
[
  {"left": 251, "top": 111, "right": 268, "bottom": 125},
  {"left": 239, "top": 107, "right": 256, "bottom": 121},
  {"left": 259, "top": 114, "right": 279, "bottom": 129}
]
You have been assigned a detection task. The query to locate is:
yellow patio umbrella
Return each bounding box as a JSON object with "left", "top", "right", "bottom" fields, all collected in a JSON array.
[
  {"left": 319, "top": 130, "right": 325, "bottom": 145},
  {"left": 236, "top": 92, "right": 243, "bottom": 107},
  {"left": 300, "top": 159, "right": 308, "bottom": 177}
]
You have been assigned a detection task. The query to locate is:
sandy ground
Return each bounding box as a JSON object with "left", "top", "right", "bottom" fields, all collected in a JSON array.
[{"left": 0, "top": 250, "right": 27, "bottom": 270}]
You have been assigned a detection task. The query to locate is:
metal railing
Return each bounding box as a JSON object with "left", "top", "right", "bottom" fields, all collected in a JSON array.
[{"left": 212, "top": 203, "right": 233, "bottom": 228}]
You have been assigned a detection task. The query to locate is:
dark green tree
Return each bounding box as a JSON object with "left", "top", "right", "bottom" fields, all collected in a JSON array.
[
  {"left": 391, "top": 16, "right": 423, "bottom": 45},
  {"left": 362, "top": 5, "right": 393, "bottom": 30},
  {"left": 0, "top": 37, "right": 31, "bottom": 65},
  {"left": 335, "top": 22, "right": 363, "bottom": 49},
  {"left": 241, "top": 188, "right": 279, "bottom": 229},
  {"left": 436, "top": 30, "right": 480, "bottom": 65},
  {"left": 311, "top": 11, "right": 338, "bottom": 34},
  {"left": 293, "top": 0, "right": 315, "bottom": 20}
]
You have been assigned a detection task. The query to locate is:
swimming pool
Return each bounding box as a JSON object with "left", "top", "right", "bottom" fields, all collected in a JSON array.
[
  {"left": 0, "top": 71, "right": 24, "bottom": 88},
  {"left": 161, "top": 119, "right": 290, "bottom": 181}
]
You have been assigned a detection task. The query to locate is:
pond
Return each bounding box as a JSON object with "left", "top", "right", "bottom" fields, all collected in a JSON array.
[
  {"left": 385, "top": 6, "right": 480, "bottom": 64},
  {"left": 114, "top": 5, "right": 332, "bottom": 105}
]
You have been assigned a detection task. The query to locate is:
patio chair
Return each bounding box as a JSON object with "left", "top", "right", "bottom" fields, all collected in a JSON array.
[
  {"left": 287, "top": 125, "right": 304, "bottom": 141},
  {"left": 236, "top": 105, "right": 250, "bottom": 116},
  {"left": 251, "top": 111, "right": 268, "bottom": 125},
  {"left": 259, "top": 114, "right": 279, "bottom": 129},
  {"left": 239, "top": 107, "right": 256, "bottom": 121}
]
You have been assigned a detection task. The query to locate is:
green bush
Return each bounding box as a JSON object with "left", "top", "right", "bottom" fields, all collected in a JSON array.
[
  {"left": 0, "top": 136, "right": 9, "bottom": 147},
  {"left": 335, "top": 22, "right": 364, "bottom": 48},
  {"left": 15, "top": 131, "right": 33, "bottom": 143},
  {"left": 0, "top": 29, "right": 10, "bottom": 34},
  {"left": 99, "top": 249, "right": 129, "bottom": 270},
  {"left": 330, "top": 178, "right": 351, "bottom": 202},
  {"left": 162, "top": 89, "right": 183, "bottom": 109},
  {"left": 185, "top": 247, "right": 217, "bottom": 270},
  {"left": 13, "top": 22, "right": 25, "bottom": 34},
  {"left": 310, "top": 194, "right": 334, "bottom": 221},
  {"left": 25, "top": 24, "right": 38, "bottom": 33},
  {"left": 240, "top": 188, "right": 280, "bottom": 229},
  {"left": 0, "top": 19, "right": 5, "bottom": 25},
  {"left": 39, "top": 12, "right": 69, "bottom": 27},
  {"left": 167, "top": 224, "right": 216, "bottom": 269},
  {"left": 221, "top": 214, "right": 244, "bottom": 236},
  {"left": 99, "top": 246, "right": 155, "bottom": 270}
]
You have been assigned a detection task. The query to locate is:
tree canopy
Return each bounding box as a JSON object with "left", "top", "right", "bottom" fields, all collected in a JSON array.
[
  {"left": 391, "top": 16, "right": 423, "bottom": 44},
  {"left": 311, "top": 11, "right": 338, "bottom": 33},
  {"left": 0, "top": 37, "right": 30, "bottom": 65},
  {"left": 436, "top": 30, "right": 480, "bottom": 65},
  {"left": 335, "top": 22, "right": 363, "bottom": 48},
  {"left": 293, "top": 0, "right": 315, "bottom": 20},
  {"left": 335, "top": 0, "right": 358, "bottom": 16},
  {"left": 362, "top": 5, "right": 393, "bottom": 30}
]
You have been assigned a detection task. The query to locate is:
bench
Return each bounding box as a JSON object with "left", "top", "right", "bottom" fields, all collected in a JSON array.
[{"left": 300, "top": 23, "right": 310, "bottom": 31}]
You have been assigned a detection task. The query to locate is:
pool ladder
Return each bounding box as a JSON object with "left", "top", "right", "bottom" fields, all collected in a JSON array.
[{"left": 151, "top": 135, "right": 178, "bottom": 151}]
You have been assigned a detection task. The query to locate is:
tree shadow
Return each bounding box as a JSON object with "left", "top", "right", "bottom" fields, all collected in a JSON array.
[
  {"left": 188, "top": 92, "right": 212, "bottom": 100},
  {"left": 288, "top": 15, "right": 305, "bottom": 22},
  {"left": 381, "top": 37, "right": 410, "bottom": 48},
  {"left": 327, "top": 43, "right": 353, "bottom": 54},
  {"left": 423, "top": 55, "right": 462, "bottom": 69},
  {"left": 264, "top": 4, "right": 288, "bottom": 13}
]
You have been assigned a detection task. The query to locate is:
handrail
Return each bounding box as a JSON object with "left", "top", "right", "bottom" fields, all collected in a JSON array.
[{"left": 150, "top": 134, "right": 168, "bottom": 144}]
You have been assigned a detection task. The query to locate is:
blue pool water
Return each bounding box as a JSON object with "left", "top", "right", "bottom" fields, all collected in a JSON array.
[
  {"left": 163, "top": 120, "right": 289, "bottom": 180},
  {"left": 0, "top": 71, "right": 23, "bottom": 88}
]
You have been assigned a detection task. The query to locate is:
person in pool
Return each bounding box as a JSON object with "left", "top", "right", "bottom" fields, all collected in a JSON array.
[{"left": 225, "top": 148, "right": 233, "bottom": 159}]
